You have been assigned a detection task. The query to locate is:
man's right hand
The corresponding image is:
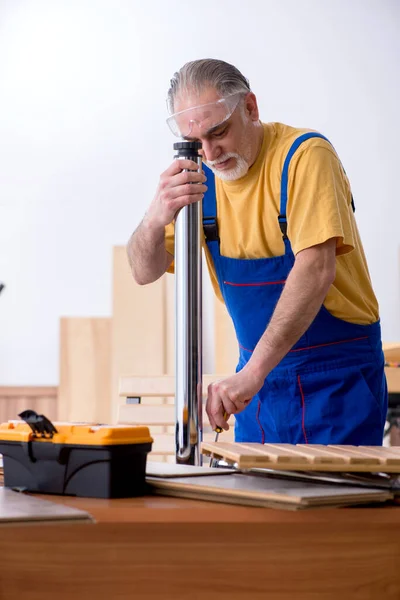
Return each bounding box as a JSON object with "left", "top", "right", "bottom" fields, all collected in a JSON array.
[{"left": 145, "top": 159, "right": 208, "bottom": 229}]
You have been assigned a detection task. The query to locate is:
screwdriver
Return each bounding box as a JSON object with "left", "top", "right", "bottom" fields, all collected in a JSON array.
[
  {"left": 210, "top": 412, "right": 228, "bottom": 468},
  {"left": 214, "top": 412, "right": 228, "bottom": 442}
]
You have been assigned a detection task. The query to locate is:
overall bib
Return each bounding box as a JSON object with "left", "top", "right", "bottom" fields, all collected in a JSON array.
[{"left": 203, "top": 133, "right": 387, "bottom": 445}]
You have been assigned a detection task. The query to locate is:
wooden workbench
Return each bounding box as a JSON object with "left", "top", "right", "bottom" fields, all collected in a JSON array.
[{"left": 0, "top": 491, "right": 400, "bottom": 599}]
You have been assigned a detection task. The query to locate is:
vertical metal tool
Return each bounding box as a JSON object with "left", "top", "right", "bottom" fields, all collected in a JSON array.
[
  {"left": 174, "top": 140, "right": 203, "bottom": 465},
  {"left": 209, "top": 416, "right": 227, "bottom": 468}
]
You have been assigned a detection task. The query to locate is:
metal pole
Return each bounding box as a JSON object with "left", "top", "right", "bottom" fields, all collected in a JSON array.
[{"left": 174, "top": 141, "right": 203, "bottom": 465}]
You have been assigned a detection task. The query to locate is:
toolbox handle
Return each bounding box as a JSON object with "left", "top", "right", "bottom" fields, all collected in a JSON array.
[{"left": 18, "top": 410, "right": 58, "bottom": 439}]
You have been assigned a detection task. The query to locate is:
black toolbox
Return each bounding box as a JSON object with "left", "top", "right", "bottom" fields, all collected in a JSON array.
[{"left": 0, "top": 411, "right": 153, "bottom": 498}]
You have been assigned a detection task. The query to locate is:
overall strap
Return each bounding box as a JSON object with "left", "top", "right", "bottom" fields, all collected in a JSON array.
[
  {"left": 279, "top": 132, "right": 355, "bottom": 240},
  {"left": 202, "top": 164, "right": 219, "bottom": 242}
]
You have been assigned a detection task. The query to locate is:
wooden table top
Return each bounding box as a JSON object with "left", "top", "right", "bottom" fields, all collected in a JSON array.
[
  {"left": 41, "top": 490, "right": 400, "bottom": 525},
  {"left": 2, "top": 487, "right": 400, "bottom": 600},
  {"left": 2, "top": 463, "right": 400, "bottom": 524}
]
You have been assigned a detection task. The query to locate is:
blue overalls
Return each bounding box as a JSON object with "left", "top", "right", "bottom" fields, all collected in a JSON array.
[{"left": 203, "top": 133, "right": 388, "bottom": 445}]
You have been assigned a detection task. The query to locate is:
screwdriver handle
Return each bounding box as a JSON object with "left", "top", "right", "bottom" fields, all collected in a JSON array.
[{"left": 214, "top": 412, "right": 228, "bottom": 434}]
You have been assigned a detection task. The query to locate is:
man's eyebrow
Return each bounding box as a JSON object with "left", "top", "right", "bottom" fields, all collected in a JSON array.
[
  {"left": 182, "top": 122, "right": 229, "bottom": 142},
  {"left": 204, "top": 122, "right": 227, "bottom": 136}
]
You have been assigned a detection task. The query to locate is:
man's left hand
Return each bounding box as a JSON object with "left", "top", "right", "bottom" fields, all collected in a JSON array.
[{"left": 206, "top": 366, "right": 265, "bottom": 432}]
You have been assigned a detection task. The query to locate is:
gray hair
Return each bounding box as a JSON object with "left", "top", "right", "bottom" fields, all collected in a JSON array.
[{"left": 167, "top": 58, "right": 251, "bottom": 113}]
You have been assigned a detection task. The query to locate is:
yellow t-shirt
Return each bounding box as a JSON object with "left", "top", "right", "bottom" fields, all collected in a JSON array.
[{"left": 165, "top": 122, "right": 379, "bottom": 325}]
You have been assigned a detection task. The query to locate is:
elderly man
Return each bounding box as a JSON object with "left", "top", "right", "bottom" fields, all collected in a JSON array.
[{"left": 127, "top": 58, "right": 387, "bottom": 445}]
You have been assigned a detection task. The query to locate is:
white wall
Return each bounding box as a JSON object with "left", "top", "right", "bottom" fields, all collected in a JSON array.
[{"left": 0, "top": 0, "right": 399, "bottom": 385}]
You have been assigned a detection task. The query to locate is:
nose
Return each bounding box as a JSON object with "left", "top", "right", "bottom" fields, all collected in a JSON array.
[{"left": 201, "top": 139, "right": 221, "bottom": 163}]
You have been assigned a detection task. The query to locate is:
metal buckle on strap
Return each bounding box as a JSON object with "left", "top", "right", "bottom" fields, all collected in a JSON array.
[{"left": 278, "top": 215, "right": 288, "bottom": 240}]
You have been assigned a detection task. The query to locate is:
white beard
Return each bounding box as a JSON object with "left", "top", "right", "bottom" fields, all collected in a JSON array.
[{"left": 205, "top": 153, "right": 249, "bottom": 181}]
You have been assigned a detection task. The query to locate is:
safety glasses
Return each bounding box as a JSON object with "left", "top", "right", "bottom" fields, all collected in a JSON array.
[{"left": 166, "top": 92, "right": 245, "bottom": 138}]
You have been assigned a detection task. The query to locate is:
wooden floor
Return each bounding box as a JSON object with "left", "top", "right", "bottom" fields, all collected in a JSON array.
[{"left": 0, "top": 490, "right": 400, "bottom": 599}]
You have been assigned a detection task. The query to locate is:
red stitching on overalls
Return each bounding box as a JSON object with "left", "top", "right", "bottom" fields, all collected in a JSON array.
[
  {"left": 289, "top": 336, "right": 369, "bottom": 353},
  {"left": 223, "top": 280, "right": 286, "bottom": 287},
  {"left": 297, "top": 375, "right": 308, "bottom": 444},
  {"left": 239, "top": 343, "right": 253, "bottom": 353},
  {"left": 241, "top": 336, "right": 369, "bottom": 356},
  {"left": 256, "top": 400, "right": 265, "bottom": 444}
]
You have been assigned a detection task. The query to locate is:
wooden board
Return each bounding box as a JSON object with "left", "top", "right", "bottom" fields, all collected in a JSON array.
[
  {"left": 119, "top": 374, "right": 230, "bottom": 398},
  {"left": 59, "top": 318, "right": 111, "bottom": 423},
  {"left": 383, "top": 343, "right": 400, "bottom": 362},
  {"left": 112, "top": 246, "right": 168, "bottom": 423},
  {"left": 148, "top": 473, "right": 393, "bottom": 510},
  {"left": 118, "top": 398, "right": 235, "bottom": 427},
  {"left": 248, "top": 467, "right": 396, "bottom": 490},
  {"left": 0, "top": 386, "right": 58, "bottom": 423},
  {"left": 0, "top": 488, "right": 93, "bottom": 525},
  {"left": 146, "top": 462, "right": 234, "bottom": 478},
  {"left": 165, "top": 272, "right": 175, "bottom": 378},
  {"left": 201, "top": 442, "right": 400, "bottom": 473},
  {"left": 118, "top": 400, "right": 235, "bottom": 427},
  {"left": 214, "top": 296, "right": 238, "bottom": 374},
  {"left": 380, "top": 342, "right": 400, "bottom": 392},
  {"left": 385, "top": 366, "right": 400, "bottom": 393}
]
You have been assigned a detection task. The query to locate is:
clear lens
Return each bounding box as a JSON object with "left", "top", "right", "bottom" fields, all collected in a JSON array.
[{"left": 166, "top": 92, "right": 244, "bottom": 138}]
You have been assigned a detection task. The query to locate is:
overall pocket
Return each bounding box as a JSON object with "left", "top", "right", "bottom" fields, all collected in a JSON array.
[{"left": 297, "top": 364, "right": 385, "bottom": 445}]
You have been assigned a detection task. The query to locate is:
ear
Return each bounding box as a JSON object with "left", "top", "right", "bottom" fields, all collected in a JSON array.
[{"left": 243, "top": 92, "right": 259, "bottom": 121}]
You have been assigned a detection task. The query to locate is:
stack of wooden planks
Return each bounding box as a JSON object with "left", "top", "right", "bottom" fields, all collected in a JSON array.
[
  {"left": 146, "top": 461, "right": 396, "bottom": 510},
  {"left": 201, "top": 442, "right": 400, "bottom": 473}
]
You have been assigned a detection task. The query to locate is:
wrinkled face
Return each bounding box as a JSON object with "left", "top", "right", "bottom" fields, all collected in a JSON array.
[{"left": 171, "top": 88, "right": 261, "bottom": 181}]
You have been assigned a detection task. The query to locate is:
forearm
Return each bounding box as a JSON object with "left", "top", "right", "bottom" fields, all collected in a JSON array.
[
  {"left": 247, "top": 244, "right": 336, "bottom": 379},
  {"left": 127, "top": 215, "right": 173, "bottom": 285},
  {"left": 127, "top": 158, "right": 206, "bottom": 285}
]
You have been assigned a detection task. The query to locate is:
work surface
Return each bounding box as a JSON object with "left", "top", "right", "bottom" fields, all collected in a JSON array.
[{"left": 1, "top": 490, "right": 400, "bottom": 600}]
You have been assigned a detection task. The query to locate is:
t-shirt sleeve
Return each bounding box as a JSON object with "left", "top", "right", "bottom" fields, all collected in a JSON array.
[
  {"left": 164, "top": 222, "right": 175, "bottom": 273},
  {"left": 287, "top": 141, "right": 356, "bottom": 257}
]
